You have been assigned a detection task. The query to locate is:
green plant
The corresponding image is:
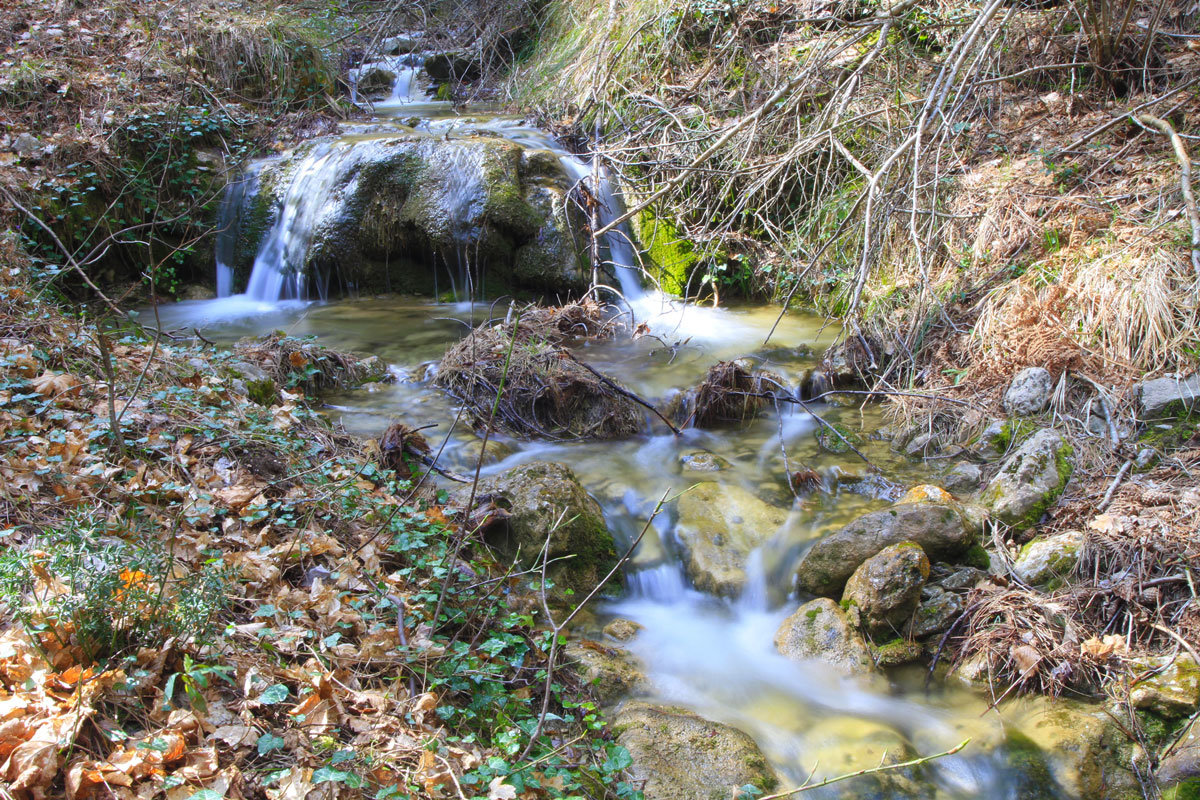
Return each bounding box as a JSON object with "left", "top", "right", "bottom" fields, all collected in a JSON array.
[
  {"left": 164, "top": 654, "right": 236, "bottom": 713},
  {"left": 0, "top": 517, "right": 228, "bottom": 664}
]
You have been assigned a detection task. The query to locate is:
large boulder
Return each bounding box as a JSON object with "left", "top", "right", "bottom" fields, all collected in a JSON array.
[
  {"left": 980, "top": 428, "right": 1073, "bottom": 530},
  {"left": 1004, "top": 367, "right": 1054, "bottom": 416},
  {"left": 795, "top": 503, "right": 975, "bottom": 597},
  {"left": 842, "top": 542, "right": 930, "bottom": 637},
  {"left": 235, "top": 135, "right": 590, "bottom": 297},
  {"left": 456, "top": 462, "right": 617, "bottom": 597},
  {"left": 774, "top": 598, "right": 875, "bottom": 675},
  {"left": 673, "top": 482, "right": 788, "bottom": 598},
  {"left": 612, "top": 702, "right": 778, "bottom": 800}
]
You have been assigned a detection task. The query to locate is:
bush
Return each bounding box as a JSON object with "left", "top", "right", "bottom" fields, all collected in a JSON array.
[{"left": 0, "top": 518, "right": 228, "bottom": 665}]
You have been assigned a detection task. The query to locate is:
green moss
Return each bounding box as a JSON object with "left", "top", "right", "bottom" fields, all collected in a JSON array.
[
  {"left": 246, "top": 379, "right": 277, "bottom": 406},
  {"left": 1139, "top": 410, "right": 1200, "bottom": 450},
  {"left": 1163, "top": 779, "right": 1200, "bottom": 800},
  {"left": 816, "top": 423, "right": 864, "bottom": 454},
  {"left": 963, "top": 543, "right": 990, "bottom": 570},
  {"left": 636, "top": 209, "right": 697, "bottom": 295},
  {"left": 805, "top": 606, "right": 822, "bottom": 622}
]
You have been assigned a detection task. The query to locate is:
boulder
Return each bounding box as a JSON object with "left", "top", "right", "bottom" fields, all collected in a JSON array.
[
  {"left": 871, "top": 638, "right": 924, "bottom": 668},
  {"left": 380, "top": 35, "right": 421, "bottom": 55},
  {"left": 774, "top": 599, "right": 875, "bottom": 675},
  {"left": 795, "top": 503, "right": 975, "bottom": 597},
  {"left": 602, "top": 618, "right": 643, "bottom": 642},
  {"left": 356, "top": 66, "right": 397, "bottom": 97},
  {"left": 910, "top": 587, "right": 963, "bottom": 638},
  {"left": 1004, "top": 367, "right": 1054, "bottom": 416},
  {"left": 1138, "top": 374, "right": 1200, "bottom": 420},
  {"left": 980, "top": 428, "right": 1073, "bottom": 530},
  {"left": 240, "top": 135, "right": 590, "bottom": 298},
  {"left": 423, "top": 51, "right": 480, "bottom": 82},
  {"left": 612, "top": 702, "right": 778, "bottom": 800},
  {"left": 1012, "top": 531, "right": 1083, "bottom": 588},
  {"left": 841, "top": 542, "right": 930, "bottom": 637},
  {"left": 458, "top": 462, "right": 617, "bottom": 597},
  {"left": 1014, "top": 698, "right": 1146, "bottom": 799},
  {"left": 1158, "top": 718, "right": 1200, "bottom": 793},
  {"left": 674, "top": 482, "right": 788, "bottom": 598},
  {"left": 563, "top": 640, "right": 645, "bottom": 706},
  {"left": 1129, "top": 655, "right": 1200, "bottom": 717},
  {"left": 944, "top": 462, "right": 983, "bottom": 493}
]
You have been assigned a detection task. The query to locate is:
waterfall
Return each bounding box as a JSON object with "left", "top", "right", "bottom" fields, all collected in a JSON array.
[{"left": 214, "top": 174, "right": 254, "bottom": 298}]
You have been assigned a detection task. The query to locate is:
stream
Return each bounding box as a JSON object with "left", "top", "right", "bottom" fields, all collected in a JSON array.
[{"left": 151, "top": 48, "right": 1088, "bottom": 800}]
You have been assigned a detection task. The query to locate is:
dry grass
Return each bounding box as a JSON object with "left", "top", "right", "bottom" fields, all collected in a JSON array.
[{"left": 433, "top": 301, "right": 644, "bottom": 439}]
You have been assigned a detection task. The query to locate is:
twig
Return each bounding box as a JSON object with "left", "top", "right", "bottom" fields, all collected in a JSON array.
[
  {"left": 756, "top": 739, "right": 971, "bottom": 799},
  {"left": 1099, "top": 460, "right": 1133, "bottom": 511},
  {"left": 1136, "top": 114, "right": 1200, "bottom": 278}
]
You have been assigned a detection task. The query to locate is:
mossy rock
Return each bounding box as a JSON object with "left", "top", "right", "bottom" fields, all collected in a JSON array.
[
  {"left": 774, "top": 598, "right": 875, "bottom": 675},
  {"left": 980, "top": 428, "right": 1073, "bottom": 530},
  {"left": 674, "top": 482, "right": 788, "bottom": 598},
  {"left": 563, "top": 640, "right": 645, "bottom": 706},
  {"left": 635, "top": 208, "right": 698, "bottom": 294},
  {"left": 816, "top": 422, "right": 864, "bottom": 454}
]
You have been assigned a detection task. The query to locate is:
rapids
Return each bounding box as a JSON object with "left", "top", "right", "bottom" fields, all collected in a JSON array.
[{"left": 153, "top": 47, "right": 1091, "bottom": 800}]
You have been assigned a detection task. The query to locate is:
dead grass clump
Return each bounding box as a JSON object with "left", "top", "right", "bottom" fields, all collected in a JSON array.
[
  {"left": 673, "top": 360, "right": 786, "bottom": 428},
  {"left": 233, "top": 332, "right": 391, "bottom": 394},
  {"left": 433, "top": 303, "right": 643, "bottom": 440}
]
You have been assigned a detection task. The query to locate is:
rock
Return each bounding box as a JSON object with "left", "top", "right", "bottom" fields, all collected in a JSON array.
[
  {"left": 178, "top": 284, "right": 215, "bottom": 301},
  {"left": 449, "top": 437, "right": 515, "bottom": 470},
  {"left": 1004, "top": 367, "right": 1054, "bottom": 416},
  {"left": 674, "top": 482, "right": 788, "bottom": 598},
  {"left": 978, "top": 418, "right": 1010, "bottom": 455},
  {"left": 458, "top": 462, "right": 617, "bottom": 597},
  {"left": 1013, "top": 531, "right": 1083, "bottom": 588},
  {"left": 678, "top": 451, "right": 731, "bottom": 473},
  {"left": 937, "top": 566, "right": 987, "bottom": 593},
  {"left": 602, "top": 618, "right": 643, "bottom": 642},
  {"left": 899, "top": 484, "right": 955, "bottom": 504},
  {"left": 980, "top": 428, "right": 1073, "bottom": 530},
  {"left": 1130, "top": 655, "right": 1200, "bottom": 717},
  {"left": 563, "top": 640, "right": 645, "bottom": 706},
  {"left": 1138, "top": 374, "right": 1200, "bottom": 420},
  {"left": 944, "top": 462, "right": 983, "bottom": 493},
  {"left": 795, "top": 502, "right": 975, "bottom": 597},
  {"left": 904, "top": 430, "right": 941, "bottom": 458},
  {"left": 815, "top": 423, "right": 863, "bottom": 455},
  {"left": 1158, "top": 718, "right": 1200, "bottom": 790},
  {"left": 356, "top": 66, "right": 397, "bottom": 97},
  {"left": 423, "top": 51, "right": 480, "bottom": 82},
  {"left": 774, "top": 599, "right": 875, "bottom": 675},
  {"left": 224, "top": 359, "right": 270, "bottom": 383},
  {"left": 242, "top": 135, "right": 590, "bottom": 298},
  {"left": 11, "top": 132, "right": 38, "bottom": 155},
  {"left": 380, "top": 35, "right": 421, "bottom": 55},
  {"left": 1015, "top": 698, "right": 1145, "bottom": 799},
  {"left": 910, "top": 589, "right": 962, "bottom": 638},
  {"left": 612, "top": 702, "right": 778, "bottom": 800},
  {"left": 1135, "top": 447, "right": 1159, "bottom": 470},
  {"left": 800, "top": 717, "right": 926, "bottom": 797},
  {"left": 842, "top": 542, "right": 930, "bottom": 637},
  {"left": 871, "top": 638, "right": 924, "bottom": 668}
]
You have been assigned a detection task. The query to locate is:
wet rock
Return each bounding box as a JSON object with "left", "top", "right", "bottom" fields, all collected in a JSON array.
[
  {"left": 602, "top": 618, "right": 643, "bottom": 642},
  {"left": 423, "top": 51, "right": 480, "bottom": 82},
  {"left": 356, "top": 66, "right": 397, "bottom": 97},
  {"left": 246, "top": 135, "right": 590, "bottom": 297},
  {"left": 178, "top": 283, "right": 216, "bottom": 301},
  {"left": 612, "top": 702, "right": 778, "bottom": 800},
  {"left": 909, "top": 589, "right": 962, "bottom": 638},
  {"left": 563, "top": 640, "right": 645, "bottom": 706},
  {"left": 774, "top": 598, "right": 875, "bottom": 675},
  {"left": 937, "top": 566, "right": 987, "bottom": 593},
  {"left": 899, "top": 484, "right": 955, "bottom": 505},
  {"left": 449, "top": 437, "right": 515, "bottom": 470},
  {"left": 980, "top": 428, "right": 1073, "bottom": 530},
  {"left": 674, "top": 482, "right": 788, "bottom": 598},
  {"left": 800, "top": 717, "right": 927, "bottom": 798},
  {"left": 842, "top": 542, "right": 930, "bottom": 637},
  {"left": 1013, "top": 531, "right": 1083, "bottom": 588},
  {"left": 678, "top": 451, "right": 731, "bottom": 473},
  {"left": 457, "top": 461, "right": 617, "bottom": 597},
  {"left": 380, "top": 35, "right": 421, "bottom": 55},
  {"left": 1158, "top": 718, "right": 1200, "bottom": 791},
  {"left": 944, "top": 462, "right": 983, "bottom": 493},
  {"left": 1129, "top": 655, "right": 1200, "bottom": 717},
  {"left": 1004, "top": 367, "right": 1053, "bottom": 416},
  {"left": 871, "top": 638, "right": 924, "bottom": 668},
  {"left": 1138, "top": 374, "right": 1200, "bottom": 420},
  {"left": 1016, "top": 698, "right": 1145, "bottom": 799},
  {"left": 815, "top": 422, "right": 864, "bottom": 455},
  {"left": 904, "top": 430, "right": 942, "bottom": 458},
  {"left": 795, "top": 502, "right": 976, "bottom": 597}
]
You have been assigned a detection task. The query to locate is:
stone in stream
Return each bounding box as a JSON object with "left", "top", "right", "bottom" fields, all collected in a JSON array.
[
  {"left": 678, "top": 451, "right": 731, "bottom": 474},
  {"left": 238, "top": 136, "right": 591, "bottom": 298},
  {"left": 1128, "top": 654, "right": 1200, "bottom": 717},
  {"left": 356, "top": 66, "right": 397, "bottom": 98},
  {"left": 774, "top": 598, "right": 875, "bottom": 675},
  {"left": 612, "top": 702, "right": 778, "bottom": 800},
  {"left": 673, "top": 482, "right": 788, "bottom": 599},
  {"left": 980, "top": 428, "right": 1073, "bottom": 530},
  {"left": 1004, "top": 366, "right": 1054, "bottom": 416},
  {"left": 602, "top": 618, "right": 643, "bottom": 642},
  {"left": 799, "top": 716, "right": 929, "bottom": 798},
  {"left": 943, "top": 461, "right": 983, "bottom": 493},
  {"left": 909, "top": 586, "right": 963, "bottom": 639},
  {"left": 794, "top": 501, "right": 976, "bottom": 598},
  {"left": 1012, "top": 530, "right": 1083, "bottom": 588},
  {"left": 841, "top": 541, "right": 930, "bottom": 637},
  {"left": 453, "top": 461, "right": 616, "bottom": 598},
  {"left": 563, "top": 640, "right": 646, "bottom": 706}
]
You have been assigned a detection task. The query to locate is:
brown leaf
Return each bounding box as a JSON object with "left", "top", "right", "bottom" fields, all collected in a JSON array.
[{"left": 30, "top": 372, "right": 81, "bottom": 399}]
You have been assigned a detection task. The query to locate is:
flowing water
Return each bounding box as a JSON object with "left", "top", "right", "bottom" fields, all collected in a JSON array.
[{"left": 154, "top": 53, "right": 1091, "bottom": 800}]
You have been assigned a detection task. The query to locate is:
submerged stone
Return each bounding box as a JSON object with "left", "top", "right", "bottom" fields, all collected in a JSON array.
[
  {"left": 613, "top": 702, "right": 777, "bottom": 800},
  {"left": 1130, "top": 655, "right": 1200, "bottom": 717},
  {"left": 674, "top": 482, "right": 788, "bottom": 598},
  {"left": 774, "top": 598, "right": 875, "bottom": 675},
  {"left": 800, "top": 716, "right": 928, "bottom": 798}
]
